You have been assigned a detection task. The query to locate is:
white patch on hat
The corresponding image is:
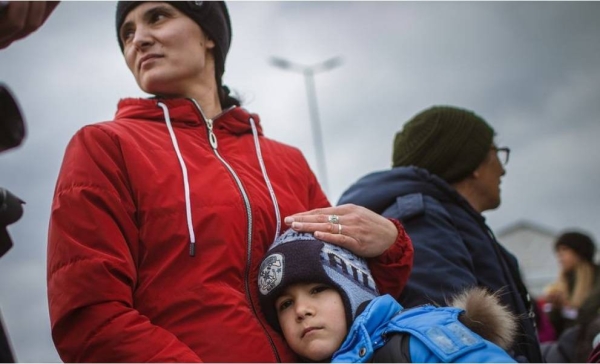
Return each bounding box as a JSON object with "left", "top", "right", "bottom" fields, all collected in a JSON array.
[
  {"left": 258, "top": 253, "right": 284, "bottom": 295},
  {"left": 274, "top": 230, "right": 316, "bottom": 246},
  {"left": 321, "top": 244, "right": 377, "bottom": 293}
]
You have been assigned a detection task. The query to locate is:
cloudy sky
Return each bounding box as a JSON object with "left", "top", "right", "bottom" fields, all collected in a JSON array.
[{"left": 1, "top": 1, "right": 599, "bottom": 361}]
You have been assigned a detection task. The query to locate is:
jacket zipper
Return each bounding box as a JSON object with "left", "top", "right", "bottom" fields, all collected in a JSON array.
[{"left": 189, "top": 99, "right": 281, "bottom": 362}]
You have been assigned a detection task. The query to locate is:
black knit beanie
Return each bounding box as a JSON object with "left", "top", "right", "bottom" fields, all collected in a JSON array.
[
  {"left": 115, "top": 1, "right": 231, "bottom": 80},
  {"left": 258, "top": 229, "right": 379, "bottom": 333},
  {"left": 392, "top": 106, "right": 495, "bottom": 184},
  {"left": 555, "top": 231, "right": 596, "bottom": 263}
]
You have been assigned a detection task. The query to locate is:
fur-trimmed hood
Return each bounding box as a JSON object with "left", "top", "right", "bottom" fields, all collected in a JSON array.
[
  {"left": 449, "top": 287, "right": 517, "bottom": 351},
  {"left": 333, "top": 289, "right": 517, "bottom": 363}
]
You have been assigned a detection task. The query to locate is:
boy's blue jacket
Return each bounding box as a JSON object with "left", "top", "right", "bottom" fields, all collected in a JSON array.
[{"left": 332, "top": 294, "right": 516, "bottom": 363}]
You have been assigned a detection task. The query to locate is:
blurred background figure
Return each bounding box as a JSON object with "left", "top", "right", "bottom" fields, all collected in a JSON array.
[
  {"left": 543, "top": 231, "right": 599, "bottom": 336},
  {"left": 541, "top": 230, "right": 600, "bottom": 362},
  {"left": 0, "top": 1, "right": 59, "bottom": 49},
  {"left": 542, "top": 299, "right": 600, "bottom": 362},
  {"left": 2, "top": 2, "right": 60, "bottom": 361}
]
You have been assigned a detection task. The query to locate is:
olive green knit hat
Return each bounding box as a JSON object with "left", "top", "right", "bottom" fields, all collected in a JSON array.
[{"left": 392, "top": 106, "right": 495, "bottom": 183}]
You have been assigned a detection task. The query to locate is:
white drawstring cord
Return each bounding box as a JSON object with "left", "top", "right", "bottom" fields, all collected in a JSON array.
[
  {"left": 249, "top": 117, "right": 281, "bottom": 242},
  {"left": 157, "top": 102, "right": 197, "bottom": 256}
]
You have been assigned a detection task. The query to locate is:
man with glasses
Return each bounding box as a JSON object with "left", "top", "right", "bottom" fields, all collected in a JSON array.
[{"left": 338, "top": 105, "right": 542, "bottom": 363}]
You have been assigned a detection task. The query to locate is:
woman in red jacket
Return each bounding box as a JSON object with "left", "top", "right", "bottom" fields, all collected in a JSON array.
[{"left": 46, "top": 2, "right": 413, "bottom": 362}]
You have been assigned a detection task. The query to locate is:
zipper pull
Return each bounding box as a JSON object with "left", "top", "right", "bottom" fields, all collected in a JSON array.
[
  {"left": 205, "top": 118, "right": 218, "bottom": 149},
  {"left": 187, "top": 98, "right": 218, "bottom": 150}
]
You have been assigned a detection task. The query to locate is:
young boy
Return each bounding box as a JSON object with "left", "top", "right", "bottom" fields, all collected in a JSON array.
[{"left": 258, "top": 229, "right": 518, "bottom": 363}]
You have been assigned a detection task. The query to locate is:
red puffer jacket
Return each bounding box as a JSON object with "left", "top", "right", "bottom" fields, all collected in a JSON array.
[{"left": 47, "top": 98, "right": 412, "bottom": 362}]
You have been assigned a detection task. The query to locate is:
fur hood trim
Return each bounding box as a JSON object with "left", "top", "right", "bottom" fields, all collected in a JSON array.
[{"left": 448, "top": 287, "right": 517, "bottom": 351}]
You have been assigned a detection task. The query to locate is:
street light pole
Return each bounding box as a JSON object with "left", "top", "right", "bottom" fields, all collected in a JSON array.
[
  {"left": 270, "top": 56, "right": 343, "bottom": 196},
  {"left": 302, "top": 68, "right": 328, "bottom": 193}
]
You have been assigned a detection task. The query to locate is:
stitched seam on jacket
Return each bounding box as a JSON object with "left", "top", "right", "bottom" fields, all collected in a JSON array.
[
  {"left": 49, "top": 256, "right": 95, "bottom": 277},
  {"left": 55, "top": 183, "right": 122, "bottom": 202}
]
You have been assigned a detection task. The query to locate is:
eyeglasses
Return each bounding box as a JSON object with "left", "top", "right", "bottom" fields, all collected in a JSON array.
[{"left": 493, "top": 146, "right": 510, "bottom": 166}]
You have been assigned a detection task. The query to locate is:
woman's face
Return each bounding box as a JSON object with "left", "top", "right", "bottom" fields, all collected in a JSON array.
[
  {"left": 119, "top": 2, "right": 216, "bottom": 97},
  {"left": 556, "top": 245, "right": 581, "bottom": 272}
]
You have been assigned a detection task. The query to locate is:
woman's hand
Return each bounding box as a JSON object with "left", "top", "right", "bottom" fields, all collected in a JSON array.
[
  {"left": 284, "top": 204, "right": 397, "bottom": 258},
  {"left": 545, "top": 289, "right": 566, "bottom": 307}
]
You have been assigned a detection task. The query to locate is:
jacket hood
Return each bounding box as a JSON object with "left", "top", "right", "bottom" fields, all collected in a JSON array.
[
  {"left": 115, "top": 98, "right": 263, "bottom": 136},
  {"left": 338, "top": 166, "right": 464, "bottom": 214},
  {"left": 114, "top": 97, "right": 271, "bottom": 257},
  {"left": 334, "top": 290, "right": 517, "bottom": 362}
]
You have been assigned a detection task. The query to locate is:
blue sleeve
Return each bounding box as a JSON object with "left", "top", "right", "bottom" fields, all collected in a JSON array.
[{"left": 382, "top": 194, "right": 478, "bottom": 307}]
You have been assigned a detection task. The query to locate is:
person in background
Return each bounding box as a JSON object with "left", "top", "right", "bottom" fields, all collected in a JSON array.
[
  {"left": 258, "top": 228, "right": 517, "bottom": 363},
  {"left": 542, "top": 292, "right": 600, "bottom": 363},
  {"left": 1, "top": 1, "right": 60, "bottom": 361},
  {"left": 543, "top": 231, "right": 599, "bottom": 336},
  {"left": 46, "top": 2, "right": 413, "bottom": 362},
  {"left": 338, "top": 105, "right": 543, "bottom": 362},
  {"left": 0, "top": 1, "right": 59, "bottom": 49}
]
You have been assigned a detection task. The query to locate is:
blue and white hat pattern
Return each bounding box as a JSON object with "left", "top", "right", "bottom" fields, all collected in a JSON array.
[{"left": 258, "top": 229, "right": 379, "bottom": 331}]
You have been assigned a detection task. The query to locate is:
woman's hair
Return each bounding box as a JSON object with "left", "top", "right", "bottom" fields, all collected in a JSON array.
[
  {"left": 546, "top": 261, "right": 596, "bottom": 308},
  {"left": 218, "top": 83, "right": 240, "bottom": 108},
  {"left": 565, "top": 263, "right": 595, "bottom": 308}
]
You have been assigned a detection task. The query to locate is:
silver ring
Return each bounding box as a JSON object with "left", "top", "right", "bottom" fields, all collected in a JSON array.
[
  {"left": 328, "top": 214, "right": 340, "bottom": 224},
  {"left": 338, "top": 224, "right": 343, "bottom": 235}
]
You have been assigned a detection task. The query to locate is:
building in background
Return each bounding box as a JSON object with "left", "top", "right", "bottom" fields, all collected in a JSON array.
[{"left": 497, "top": 220, "right": 558, "bottom": 297}]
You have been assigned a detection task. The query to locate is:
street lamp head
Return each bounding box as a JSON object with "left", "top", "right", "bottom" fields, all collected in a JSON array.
[
  {"left": 270, "top": 56, "right": 293, "bottom": 70},
  {"left": 322, "top": 56, "right": 343, "bottom": 71},
  {"left": 269, "top": 56, "right": 343, "bottom": 75}
]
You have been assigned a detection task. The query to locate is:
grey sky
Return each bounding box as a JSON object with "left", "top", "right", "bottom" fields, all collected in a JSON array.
[{"left": 1, "top": 1, "right": 599, "bottom": 361}]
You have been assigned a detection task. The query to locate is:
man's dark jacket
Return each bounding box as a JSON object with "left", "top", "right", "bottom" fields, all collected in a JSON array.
[{"left": 338, "top": 166, "right": 543, "bottom": 362}]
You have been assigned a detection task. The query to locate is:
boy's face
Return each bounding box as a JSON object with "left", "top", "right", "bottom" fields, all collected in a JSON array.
[{"left": 276, "top": 282, "right": 348, "bottom": 361}]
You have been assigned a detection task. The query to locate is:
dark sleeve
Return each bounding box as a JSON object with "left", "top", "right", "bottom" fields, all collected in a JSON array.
[
  {"left": 383, "top": 193, "right": 478, "bottom": 307},
  {"left": 588, "top": 339, "right": 600, "bottom": 362},
  {"left": 578, "top": 273, "right": 600, "bottom": 325},
  {"left": 372, "top": 333, "right": 411, "bottom": 363},
  {"left": 541, "top": 326, "right": 579, "bottom": 363}
]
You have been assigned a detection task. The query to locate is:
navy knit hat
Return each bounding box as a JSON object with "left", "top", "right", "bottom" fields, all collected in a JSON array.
[
  {"left": 115, "top": 1, "right": 231, "bottom": 80},
  {"left": 392, "top": 106, "right": 495, "bottom": 183},
  {"left": 555, "top": 231, "right": 596, "bottom": 263},
  {"left": 258, "top": 229, "right": 379, "bottom": 332}
]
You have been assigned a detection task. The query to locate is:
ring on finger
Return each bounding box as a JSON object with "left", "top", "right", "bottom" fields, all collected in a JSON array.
[
  {"left": 328, "top": 214, "right": 340, "bottom": 224},
  {"left": 338, "top": 224, "right": 343, "bottom": 235}
]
